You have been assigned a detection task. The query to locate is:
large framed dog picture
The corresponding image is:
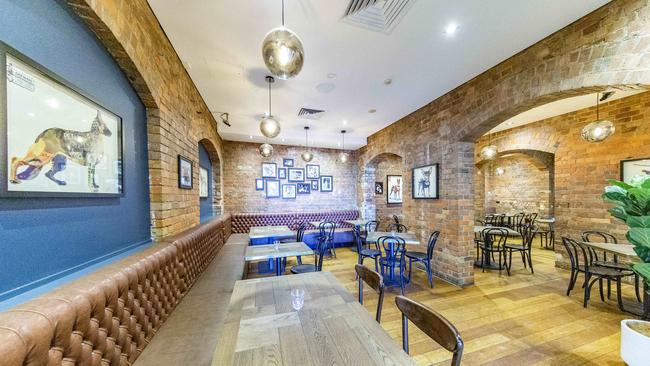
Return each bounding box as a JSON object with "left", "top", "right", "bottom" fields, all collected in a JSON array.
[
  {"left": 1, "top": 44, "right": 123, "bottom": 197},
  {"left": 412, "top": 164, "right": 439, "bottom": 199}
]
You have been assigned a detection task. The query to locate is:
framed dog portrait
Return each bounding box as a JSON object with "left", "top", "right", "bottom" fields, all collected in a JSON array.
[
  {"left": 620, "top": 158, "right": 650, "bottom": 184},
  {"left": 412, "top": 164, "right": 439, "bottom": 199},
  {"left": 320, "top": 175, "right": 333, "bottom": 192},
  {"left": 306, "top": 164, "right": 320, "bottom": 179},
  {"left": 199, "top": 166, "right": 209, "bottom": 197},
  {"left": 287, "top": 168, "right": 305, "bottom": 182},
  {"left": 375, "top": 182, "right": 383, "bottom": 195},
  {"left": 178, "top": 155, "right": 193, "bottom": 189},
  {"left": 387, "top": 175, "right": 402, "bottom": 204},
  {"left": 1, "top": 43, "right": 123, "bottom": 197}
]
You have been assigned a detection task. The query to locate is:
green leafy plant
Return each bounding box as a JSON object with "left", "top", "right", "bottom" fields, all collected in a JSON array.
[{"left": 603, "top": 175, "right": 650, "bottom": 283}]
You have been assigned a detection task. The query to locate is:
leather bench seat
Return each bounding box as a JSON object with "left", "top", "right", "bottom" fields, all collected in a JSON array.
[{"left": 231, "top": 210, "right": 360, "bottom": 234}]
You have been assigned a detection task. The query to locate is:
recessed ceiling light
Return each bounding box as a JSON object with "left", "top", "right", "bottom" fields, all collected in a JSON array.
[
  {"left": 45, "top": 98, "right": 60, "bottom": 109},
  {"left": 327, "top": 73, "right": 337, "bottom": 79},
  {"left": 384, "top": 78, "right": 392, "bottom": 85},
  {"left": 444, "top": 23, "right": 459, "bottom": 36},
  {"left": 282, "top": 138, "right": 285, "bottom": 142},
  {"left": 342, "top": 120, "right": 348, "bottom": 125},
  {"left": 249, "top": 135, "right": 253, "bottom": 139},
  {"left": 368, "top": 109, "right": 377, "bottom": 114}
]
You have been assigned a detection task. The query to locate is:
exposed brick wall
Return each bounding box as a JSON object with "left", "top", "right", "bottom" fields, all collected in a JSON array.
[
  {"left": 66, "top": 0, "right": 224, "bottom": 239},
  {"left": 476, "top": 91, "right": 650, "bottom": 266},
  {"left": 222, "top": 141, "right": 358, "bottom": 213}
]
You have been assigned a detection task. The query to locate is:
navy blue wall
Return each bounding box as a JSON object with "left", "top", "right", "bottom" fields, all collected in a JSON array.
[
  {"left": 199, "top": 144, "right": 214, "bottom": 221},
  {"left": 0, "top": 0, "right": 151, "bottom": 300}
]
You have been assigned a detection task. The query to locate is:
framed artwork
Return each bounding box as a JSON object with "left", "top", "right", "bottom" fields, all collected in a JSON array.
[
  {"left": 375, "top": 182, "right": 383, "bottom": 195},
  {"left": 265, "top": 179, "right": 280, "bottom": 198},
  {"left": 261, "top": 162, "right": 277, "bottom": 178},
  {"left": 255, "top": 178, "right": 264, "bottom": 191},
  {"left": 297, "top": 183, "right": 311, "bottom": 194},
  {"left": 306, "top": 164, "right": 320, "bottom": 179},
  {"left": 199, "top": 166, "right": 209, "bottom": 198},
  {"left": 1, "top": 43, "right": 124, "bottom": 197},
  {"left": 282, "top": 183, "right": 296, "bottom": 199},
  {"left": 412, "top": 164, "right": 439, "bottom": 199},
  {"left": 288, "top": 168, "right": 305, "bottom": 182},
  {"left": 387, "top": 175, "right": 403, "bottom": 204},
  {"left": 283, "top": 158, "right": 294, "bottom": 167},
  {"left": 320, "top": 175, "right": 333, "bottom": 192},
  {"left": 178, "top": 155, "right": 193, "bottom": 189},
  {"left": 310, "top": 179, "right": 318, "bottom": 191},
  {"left": 621, "top": 158, "right": 650, "bottom": 184},
  {"left": 278, "top": 167, "right": 286, "bottom": 179}
]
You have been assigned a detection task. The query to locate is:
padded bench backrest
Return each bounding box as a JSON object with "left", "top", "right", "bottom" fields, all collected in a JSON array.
[
  {"left": 231, "top": 210, "right": 359, "bottom": 233},
  {"left": 0, "top": 214, "right": 231, "bottom": 366}
]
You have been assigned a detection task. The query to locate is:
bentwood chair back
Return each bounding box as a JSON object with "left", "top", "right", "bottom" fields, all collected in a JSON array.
[
  {"left": 355, "top": 264, "right": 385, "bottom": 323},
  {"left": 378, "top": 235, "right": 408, "bottom": 294},
  {"left": 387, "top": 223, "right": 408, "bottom": 233},
  {"left": 393, "top": 214, "right": 401, "bottom": 225},
  {"left": 318, "top": 220, "right": 336, "bottom": 257},
  {"left": 395, "top": 295, "right": 463, "bottom": 365}
]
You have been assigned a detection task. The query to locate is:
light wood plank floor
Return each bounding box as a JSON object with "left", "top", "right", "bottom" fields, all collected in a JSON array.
[{"left": 248, "top": 242, "right": 637, "bottom": 365}]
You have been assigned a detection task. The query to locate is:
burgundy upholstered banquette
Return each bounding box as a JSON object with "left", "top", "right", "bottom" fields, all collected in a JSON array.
[
  {"left": 231, "top": 210, "right": 360, "bottom": 233},
  {"left": 0, "top": 214, "right": 232, "bottom": 366}
]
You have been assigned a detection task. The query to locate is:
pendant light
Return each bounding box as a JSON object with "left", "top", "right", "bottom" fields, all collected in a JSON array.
[
  {"left": 495, "top": 166, "right": 506, "bottom": 176},
  {"left": 581, "top": 92, "right": 615, "bottom": 142},
  {"left": 260, "top": 76, "right": 281, "bottom": 138},
  {"left": 480, "top": 133, "right": 498, "bottom": 160},
  {"left": 259, "top": 142, "right": 274, "bottom": 157},
  {"left": 261, "top": 0, "right": 304, "bottom": 80},
  {"left": 338, "top": 130, "right": 349, "bottom": 163},
  {"left": 301, "top": 126, "right": 313, "bottom": 162}
]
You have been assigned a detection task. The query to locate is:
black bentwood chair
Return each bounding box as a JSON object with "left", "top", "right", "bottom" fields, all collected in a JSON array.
[
  {"left": 355, "top": 264, "right": 385, "bottom": 323},
  {"left": 317, "top": 221, "right": 336, "bottom": 258},
  {"left": 505, "top": 224, "right": 538, "bottom": 274},
  {"left": 387, "top": 223, "right": 409, "bottom": 233},
  {"left": 290, "top": 238, "right": 327, "bottom": 274},
  {"left": 281, "top": 222, "right": 308, "bottom": 267},
  {"left": 354, "top": 226, "right": 381, "bottom": 271},
  {"left": 477, "top": 228, "right": 509, "bottom": 275},
  {"left": 395, "top": 296, "right": 464, "bottom": 365},
  {"left": 405, "top": 231, "right": 440, "bottom": 288},
  {"left": 378, "top": 235, "right": 408, "bottom": 295}
]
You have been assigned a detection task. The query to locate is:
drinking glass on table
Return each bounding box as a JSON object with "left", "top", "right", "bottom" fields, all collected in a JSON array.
[
  {"left": 274, "top": 240, "right": 280, "bottom": 251},
  {"left": 291, "top": 288, "right": 305, "bottom": 310}
]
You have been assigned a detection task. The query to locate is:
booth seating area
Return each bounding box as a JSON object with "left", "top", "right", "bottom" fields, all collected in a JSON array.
[{"left": 0, "top": 215, "right": 248, "bottom": 366}]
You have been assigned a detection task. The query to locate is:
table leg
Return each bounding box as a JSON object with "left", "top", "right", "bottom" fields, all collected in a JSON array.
[{"left": 275, "top": 258, "right": 282, "bottom": 276}]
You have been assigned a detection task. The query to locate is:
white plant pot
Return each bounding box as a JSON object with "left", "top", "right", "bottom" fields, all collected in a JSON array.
[{"left": 621, "top": 319, "right": 650, "bottom": 366}]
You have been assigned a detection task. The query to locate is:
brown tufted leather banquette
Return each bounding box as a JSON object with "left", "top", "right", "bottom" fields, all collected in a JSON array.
[
  {"left": 231, "top": 210, "right": 360, "bottom": 233},
  {"left": 0, "top": 214, "right": 232, "bottom": 366}
]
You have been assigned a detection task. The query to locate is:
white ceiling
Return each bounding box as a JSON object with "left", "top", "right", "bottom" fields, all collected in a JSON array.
[
  {"left": 488, "top": 89, "right": 645, "bottom": 134},
  {"left": 148, "top": 0, "right": 610, "bottom": 150}
]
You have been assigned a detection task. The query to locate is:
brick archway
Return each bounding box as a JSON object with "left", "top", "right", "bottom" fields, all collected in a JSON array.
[
  {"left": 360, "top": 152, "right": 404, "bottom": 226},
  {"left": 199, "top": 138, "right": 223, "bottom": 216}
]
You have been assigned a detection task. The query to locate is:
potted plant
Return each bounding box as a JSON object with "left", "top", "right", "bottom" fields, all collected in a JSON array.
[{"left": 603, "top": 174, "right": 650, "bottom": 366}]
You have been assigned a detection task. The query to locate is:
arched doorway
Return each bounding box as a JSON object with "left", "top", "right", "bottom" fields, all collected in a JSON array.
[
  {"left": 361, "top": 152, "right": 404, "bottom": 228},
  {"left": 199, "top": 138, "right": 223, "bottom": 217}
]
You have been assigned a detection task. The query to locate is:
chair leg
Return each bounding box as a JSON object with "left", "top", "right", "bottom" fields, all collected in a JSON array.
[
  {"left": 426, "top": 260, "right": 433, "bottom": 288},
  {"left": 527, "top": 250, "right": 534, "bottom": 274},
  {"left": 521, "top": 251, "right": 527, "bottom": 268},
  {"left": 584, "top": 274, "right": 593, "bottom": 308},
  {"left": 408, "top": 258, "right": 413, "bottom": 283},
  {"left": 374, "top": 256, "right": 379, "bottom": 272},
  {"left": 599, "top": 279, "right": 605, "bottom": 302},
  {"left": 567, "top": 270, "right": 576, "bottom": 296},
  {"left": 635, "top": 274, "right": 642, "bottom": 303},
  {"left": 616, "top": 278, "right": 626, "bottom": 312},
  {"left": 508, "top": 250, "right": 513, "bottom": 272}
]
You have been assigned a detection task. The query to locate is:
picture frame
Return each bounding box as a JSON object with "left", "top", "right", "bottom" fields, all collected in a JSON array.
[
  {"left": 255, "top": 178, "right": 264, "bottom": 191},
  {"left": 1, "top": 42, "right": 124, "bottom": 198},
  {"left": 288, "top": 168, "right": 305, "bottom": 182},
  {"left": 265, "top": 179, "right": 280, "bottom": 198},
  {"left": 278, "top": 167, "right": 286, "bottom": 180},
  {"left": 199, "top": 166, "right": 209, "bottom": 198},
  {"left": 306, "top": 164, "right": 320, "bottom": 179},
  {"left": 281, "top": 183, "right": 296, "bottom": 199},
  {"left": 261, "top": 162, "right": 277, "bottom": 178},
  {"left": 375, "top": 182, "right": 383, "bottom": 195},
  {"left": 620, "top": 158, "right": 650, "bottom": 184},
  {"left": 310, "top": 179, "right": 319, "bottom": 191},
  {"left": 283, "top": 158, "right": 294, "bottom": 167},
  {"left": 412, "top": 164, "right": 439, "bottom": 199},
  {"left": 320, "top": 175, "right": 333, "bottom": 192},
  {"left": 297, "top": 182, "right": 311, "bottom": 194},
  {"left": 386, "top": 175, "right": 403, "bottom": 204},
  {"left": 178, "top": 155, "right": 193, "bottom": 189}
]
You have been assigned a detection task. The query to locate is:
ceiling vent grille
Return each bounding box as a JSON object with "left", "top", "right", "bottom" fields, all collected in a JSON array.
[
  {"left": 342, "top": 0, "right": 415, "bottom": 34},
  {"left": 298, "top": 108, "right": 325, "bottom": 120}
]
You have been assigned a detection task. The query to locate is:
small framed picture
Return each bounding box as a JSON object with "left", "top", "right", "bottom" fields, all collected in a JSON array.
[
  {"left": 266, "top": 179, "right": 280, "bottom": 198},
  {"left": 306, "top": 164, "right": 320, "bottom": 179},
  {"left": 261, "top": 162, "right": 277, "bottom": 178},
  {"left": 412, "top": 164, "right": 439, "bottom": 199},
  {"left": 375, "top": 182, "right": 383, "bottom": 195},
  {"left": 320, "top": 175, "right": 333, "bottom": 192},
  {"left": 178, "top": 155, "right": 193, "bottom": 189},
  {"left": 282, "top": 183, "right": 296, "bottom": 199},
  {"left": 288, "top": 168, "right": 305, "bottom": 182},
  {"left": 620, "top": 158, "right": 650, "bottom": 184},
  {"left": 199, "top": 166, "right": 209, "bottom": 198},
  {"left": 310, "top": 179, "right": 319, "bottom": 191},
  {"left": 255, "top": 178, "right": 264, "bottom": 191},
  {"left": 387, "top": 175, "right": 403, "bottom": 204},
  {"left": 278, "top": 167, "right": 287, "bottom": 179},
  {"left": 283, "top": 158, "right": 294, "bottom": 167},
  {"left": 297, "top": 183, "right": 311, "bottom": 194}
]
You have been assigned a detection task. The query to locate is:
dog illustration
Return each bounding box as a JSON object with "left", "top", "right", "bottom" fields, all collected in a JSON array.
[
  {"left": 390, "top": 178, "right": 401, "bottom": 199},
  {"left": 417, "top": 168, "right": 432, "bottom": 196},
  {"left": 9, "top": 111, "right": 112, "bottom": 192}
]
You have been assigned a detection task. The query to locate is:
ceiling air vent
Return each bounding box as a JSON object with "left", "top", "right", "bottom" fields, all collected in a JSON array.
[
  {"left": 342, "top": 0, "right": 415, "bottom": 34},
  {"left": 298, "top": 108, "right": 325, "bottom": 120}
]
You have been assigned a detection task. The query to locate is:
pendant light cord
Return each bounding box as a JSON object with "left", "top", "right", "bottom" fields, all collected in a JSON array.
[
  {"left": 268, "top": 79, "right": 272, "bottom": 116},
  {"left": 596, "top": 93, "right": 599, "bottom": 120},
  {"left": 281, "top": 0, "right": 285, "bottom": 26}
]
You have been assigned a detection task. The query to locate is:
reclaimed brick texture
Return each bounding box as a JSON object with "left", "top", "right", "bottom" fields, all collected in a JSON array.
[
  {"left": 66, "top": 0, "right": 224, "bottom": 239},
  {"left": 358, "top": 0, "right": 650, "bottom": 286},
  {"left": 476, "top": 91, "right": 650, "bottom": 267},
  {"left": 367, "top": 154, "right": 404, "bottom": 228},
  {"left": 222, "top": 141, "right": 358, "bottom": 213}
]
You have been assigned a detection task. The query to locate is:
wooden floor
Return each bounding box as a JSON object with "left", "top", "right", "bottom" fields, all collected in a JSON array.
[{"left": 248, "top": 241, "right": 636, "bottom": 365}]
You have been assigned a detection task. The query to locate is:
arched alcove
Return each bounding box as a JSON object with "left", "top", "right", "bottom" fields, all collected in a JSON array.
[
  {"left": 199, "top": 138, "right": 223, "bottom": 216},
  {"left": 361, "top": 152, "right": 404, "bottom": 228}
]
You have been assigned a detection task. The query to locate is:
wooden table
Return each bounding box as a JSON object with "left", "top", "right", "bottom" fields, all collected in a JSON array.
[
  {"left": 248, "top": 225, "right": 294, "bottom": 242},
  {"left": 580, "top": 242, "right": 638, "bottom": 258},
  {"left": 244, "top": 242, "right": 313, "bottom": 276},
  {"left": 366, "top": 231, "right": 420, "bottom": 245},
  {"left": 212, "top": 271, "right": 416, "bottom": 366},
  {"left": 308, "top": 220, "right": 337, "bottom": 229},
  {"left": 344, "top": 219, "right": 370, "bottom": 228}
]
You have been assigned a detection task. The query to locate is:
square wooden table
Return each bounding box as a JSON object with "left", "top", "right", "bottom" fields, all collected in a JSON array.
[
  {"left": 365, "top": 231, "right": 420, "bottom": 245},
  {"left": 212, "top": 271, "right": 416, "bottom": 365},
  {"left": 248, "top": 225, "right": 294, "bottom": 241},
  {"left": 579, "top": 242, "right": 638, "bottom": 258},
  {"left": 244, "top": 242, "right": 313, "bottom": 276}
]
